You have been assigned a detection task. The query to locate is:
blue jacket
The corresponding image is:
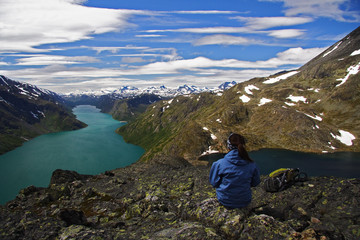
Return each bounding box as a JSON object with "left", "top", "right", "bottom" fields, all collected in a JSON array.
[{"left": 209, "top": 150, "right": 260, "bottom": 208}]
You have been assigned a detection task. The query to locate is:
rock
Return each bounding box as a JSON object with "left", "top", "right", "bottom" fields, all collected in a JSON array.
[
  {"left": 0, "top": 163, "right": 359, "bottom": 239},
  {"left": 58, "top": 209, "right": 88, "bottom": 226},
  {"left": 240, "top": 214, "right": 295, "bottom": 239},
  {"left": 19, "top": 185, "right": 40, "bottom": 196},
  {"left": 50, "top": 169, "right": 90, "bottom": 185},
  {"left": 311, "top": 216, "right": 321, "bottom": 224},
  {"left": 301, "top": 228, "right": 317, "bottom": 239}
]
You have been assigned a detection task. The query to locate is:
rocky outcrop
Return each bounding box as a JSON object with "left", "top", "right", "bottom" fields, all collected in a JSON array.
[{"left": 1, "top": 160, "right": 359, "bottom": 239}]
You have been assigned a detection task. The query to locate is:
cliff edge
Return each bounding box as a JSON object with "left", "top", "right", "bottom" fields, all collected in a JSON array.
[{"left": 0, "top": 158, "right": 359, "bottom": 240}]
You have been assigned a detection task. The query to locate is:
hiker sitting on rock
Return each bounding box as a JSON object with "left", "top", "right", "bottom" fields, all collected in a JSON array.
[{"left": 209, "top": 133, "right": 260, "bottom": 209}]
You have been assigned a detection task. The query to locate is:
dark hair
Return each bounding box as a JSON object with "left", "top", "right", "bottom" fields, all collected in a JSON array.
[{"left": 228, "top": 133, "right": 253, "bottom": 162}]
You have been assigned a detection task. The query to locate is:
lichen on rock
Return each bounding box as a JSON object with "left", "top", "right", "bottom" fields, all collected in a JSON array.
[{"left": 0, "top": 163, "right": 359, "bottom": 240}]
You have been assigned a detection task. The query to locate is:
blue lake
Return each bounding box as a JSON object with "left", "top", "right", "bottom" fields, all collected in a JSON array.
[{"left": 0, "top": 105, "right": 144, "bottom": 205}]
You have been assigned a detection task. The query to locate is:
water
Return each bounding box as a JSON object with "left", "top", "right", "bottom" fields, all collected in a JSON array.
[
  {"left": 251, "top": 149, "right": 360, "bottom": 178},
  {"left": 0, "top": 105, "right": 144, "bottom": 205},
  {"left": 203, "top": 150, "right": 360, "bottom": 178}
]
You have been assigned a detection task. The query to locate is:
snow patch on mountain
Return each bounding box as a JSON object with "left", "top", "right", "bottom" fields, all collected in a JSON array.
[
  {"left": 331, "top": 130, "right": 356, "bottom": 146},
  {"left": 336, "top": 62, "right": 360, "bottom": 87},
  {"left": 201, "top": 146, "right": 219, "bottom": 156},
  {"left": 304, "top": 113, "right": 323, "bottom": 121},
  {"left": 244, "top": 85, "right": 259, "bottom": 95},
  {"left": 239, "top": 95, "right": 251, "bottom": 103},
  {"left": 350, "top": 49, "right": 360, "bottom": 56},
  {"left": 263, "top": 71, "right": 298, "bottom": 84},
  {"left": 258, "top": 98, "right": 272, "bottom": 106},
  {"left": 287, "top": 95, "right": 307, "bottom": 103},
  {"left": 323, "top": 41, "right": 342, "bottom": 58}
]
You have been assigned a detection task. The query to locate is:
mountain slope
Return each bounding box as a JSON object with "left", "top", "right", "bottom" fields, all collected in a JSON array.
[
  {"left": 118, "top": 26, "right": 360, "bottom": 163},
  {"left": 0, "top": 76, "right": 87, "bottom": 154}
]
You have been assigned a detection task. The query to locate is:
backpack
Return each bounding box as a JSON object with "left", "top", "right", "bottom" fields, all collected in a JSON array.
[{"left": 263, "top": 168, "right": 308, "bottom": 192}]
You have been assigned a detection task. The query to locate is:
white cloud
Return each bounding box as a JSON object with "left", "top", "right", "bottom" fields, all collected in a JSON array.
[
  {"left": 15, "top": 55, "right": 99, "bottom": 66},
  {"left": 262, "top": 0, "right": 360, "bottom": 22},
  {"left": 267, "top": 47, "right": 326, "bottom": 65},
  {"left": 121, "top": 57, "right": 147, "bottom": 63},
  {"left": 193, "top": 34, "right": 253, "bottom": 46},
  {"left": 267, "top": 29, "right": 306, "bottom": 38},
  {"left": 135, "top": 35, "right": 164, "bottom": 38},
  {"left": 147, "top": 23, "right": 307, "bottom": 40},
  {"left": 0, "top": 0, "right": 146, "bottom": 52},
  {"left": 135, "top": 47, "right": 323, "bottom": 73},
  {"left": 233, "top": 16, "right": 313, "bottom": 30},
  {"left": 91, "top": 46, "right": 150, "bottom": 54}
]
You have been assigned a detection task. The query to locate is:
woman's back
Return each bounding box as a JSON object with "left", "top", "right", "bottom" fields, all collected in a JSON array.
[
  {"left": 210, "top": 149, "right": 260, "bottom": 208},
  {"left": 209, "top": 133, "right": 260, "bottom": 208}
]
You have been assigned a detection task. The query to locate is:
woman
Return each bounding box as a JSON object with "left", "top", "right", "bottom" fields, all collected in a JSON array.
[{"left": 209, "top": 133, "right": 260, "bottom": 208}]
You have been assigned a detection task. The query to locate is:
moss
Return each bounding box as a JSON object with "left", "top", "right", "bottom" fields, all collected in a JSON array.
[
  {"left": 59, "top": 225, "right": 85, "bottom": 238},
  {"left": 100, "top": 217, "right": 109, "bottom": 224},
  {"left": 125, "top": 204, "right": 142, "bottom": 219},
  {"left": 352, "top": 227, "right": 360, "bottom": 237}
]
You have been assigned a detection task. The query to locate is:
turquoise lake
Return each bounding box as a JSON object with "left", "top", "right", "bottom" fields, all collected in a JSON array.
[
  {"left": 0, "top": 105, "right": 144, "bottom": 205},
  {"left": 1, "top": 105, "right": 360, "bottom": 205}
]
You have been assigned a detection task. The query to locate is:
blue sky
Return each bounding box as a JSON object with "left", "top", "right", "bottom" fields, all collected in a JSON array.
[{"left": 0, "top": 0, "right": 359, "bottom": 93}]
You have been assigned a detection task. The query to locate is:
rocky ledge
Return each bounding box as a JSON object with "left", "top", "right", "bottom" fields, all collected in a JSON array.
[{"left": 0, "top": 157, "right": 359, "bottom": 240}]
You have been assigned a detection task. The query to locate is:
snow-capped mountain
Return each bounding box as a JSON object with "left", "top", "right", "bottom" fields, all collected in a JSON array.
[
  {"left": 0, "top": 75, "right": 64, "bottom": 105},
  {"left": 64, "top": 82, "right": 236, "bottom": 99},
  {"left": 218, "top": 81, "right": 237, "bottom": 90},
  {"left": 0, "top": 75, "right": 86, "bottom": 154}
]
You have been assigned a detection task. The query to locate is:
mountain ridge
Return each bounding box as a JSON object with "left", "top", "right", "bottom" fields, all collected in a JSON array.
[
  {"left": 64, "top": 82, "right": 236, "bottom": 98},
  {"left": 0, "top": 75, "right": 87, "bottom": 154}
]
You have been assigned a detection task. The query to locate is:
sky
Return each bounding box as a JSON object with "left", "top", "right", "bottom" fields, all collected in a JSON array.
[{"left": 0, "top": 0, "right": 359, "bottom": 94}]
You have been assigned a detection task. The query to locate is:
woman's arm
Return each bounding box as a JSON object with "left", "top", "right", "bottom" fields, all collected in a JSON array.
[
  {"left": 209, "top": 161, "right": 221, "bottom": 188},
  {"left": 251, "top": 165, "right": 261, "bottom": 187}
]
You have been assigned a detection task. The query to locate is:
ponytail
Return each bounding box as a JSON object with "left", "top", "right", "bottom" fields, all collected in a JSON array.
[
  {"left": 237, "top": 143, "right": 253, "bottom": 162},
  {"left": 227, "top": 133, "right": 253, "bottom": 162}
]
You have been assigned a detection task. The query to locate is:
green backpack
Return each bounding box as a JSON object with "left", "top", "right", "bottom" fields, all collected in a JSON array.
[{"left": 263, "top": 168, "right": 308, "bottom": 192}]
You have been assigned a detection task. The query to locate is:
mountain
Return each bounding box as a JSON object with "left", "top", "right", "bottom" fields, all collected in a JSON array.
[
  {"left": 107, "top": 94, "right": 165, "bottom": 122},
  {"left": 0, "top": 75, "right": 87, "bottom": 154},
  {"left": 218, "top": 81, "right": 237, "bottom": 90},
  {"left": 64, "top": 82, "right": 235, "bottom": 121},
  {"left": 64, "top": 82, "right": 235, "bottom": 101},
  {"left": 118, "top": 26, "right": 360, "bottom": 163}
]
